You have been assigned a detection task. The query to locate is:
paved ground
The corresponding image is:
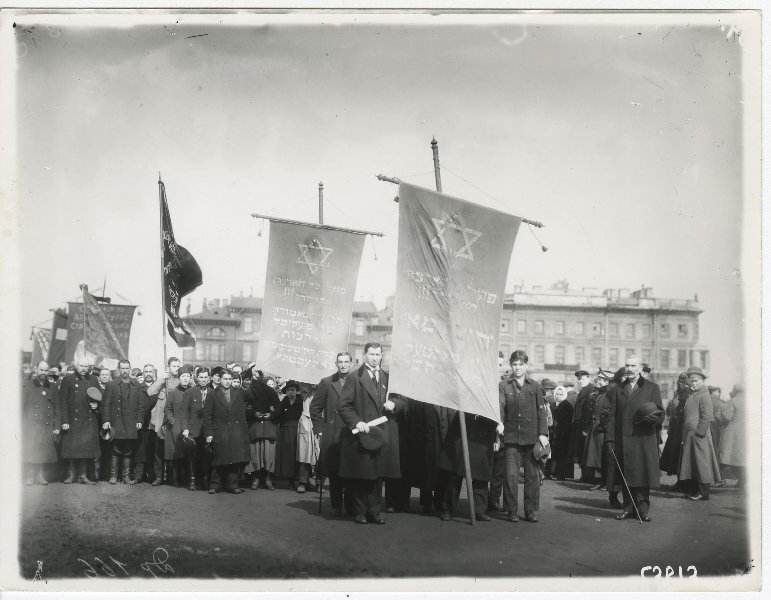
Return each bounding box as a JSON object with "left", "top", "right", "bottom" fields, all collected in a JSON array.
[{"left": 17, "top": 473, "right": 751, "bottom": 583}]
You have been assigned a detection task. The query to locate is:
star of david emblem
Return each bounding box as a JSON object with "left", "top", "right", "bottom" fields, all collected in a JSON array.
[
  {"left": 430, "top": 212, "right": 483, "bottom": 261},
  {"left": 297, "top": 238, "right": 334, "bottom": 274}
]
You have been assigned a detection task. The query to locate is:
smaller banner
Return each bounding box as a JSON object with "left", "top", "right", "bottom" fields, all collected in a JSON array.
[
  {"left": 66, "top": 290, "right": 135, "bottom": 369},
  {"left": 47, "top": 308, "right": 68, "bottom": 366},
  {"left": 388, "top": 183, "right": 521, "bottom": 425},
  {"left": 31, "top": 328, "right": 51, "bottom": 367},
  {"left": 161, "top": 181, "right": 203, "bottom": 348},
  {"left": 256, "top": 221, "right": 366, "bottom": 383}
]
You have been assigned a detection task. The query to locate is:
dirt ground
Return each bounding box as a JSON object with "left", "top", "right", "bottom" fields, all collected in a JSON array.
[{"left": 17, "top": 471, "right": 751, "bottom": 584}]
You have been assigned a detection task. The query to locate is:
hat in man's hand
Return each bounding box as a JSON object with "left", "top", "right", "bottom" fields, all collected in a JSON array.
[
  {"left": 86, "top": 387, "right": 103, "bottom": 402},
  {"left": 100, "top": 425, "right": 116, "bottom": 442},
  {"left": 634, "top": 401, "right": 664, "bottom": 425},
  {"left": 533, "top": 438, "right": 551, "bottom": 461},
  {"left": 358, "top": 426, "right": 386, "bottom": 451}
]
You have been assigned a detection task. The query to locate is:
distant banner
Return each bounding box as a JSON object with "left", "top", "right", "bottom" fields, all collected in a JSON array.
[
  {"left": 388, "top": 183, "right": 521, "bottom": 424},
  {"left": 31, "top": 328, "right": 51, "bottom": 367},
  {"left": 256, "top": 221, "right": 365, "bottom": 383},
  {"left": 65, "top": 299, "right": 135, "bottom": 369},
  {"left": 47, "top": 308, "right": 68, "bottom": 366}
]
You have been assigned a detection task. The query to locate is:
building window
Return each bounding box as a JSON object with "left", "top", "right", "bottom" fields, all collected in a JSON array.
[
  {"left": 501, "top": 319, "right": 510, "bottom": 333},
  {"left": 592, "top": 347, "right": 603, "bottom": 365},
  {"left": 555, "top": 321, "right": 564, "bottom": 335},
  {"left": 642, "top": 324, "right": 651, "bottom": 338},
  {"left": 660, "top": 324, "right": 670, "bottom": 338},
  {"left": 534, "top": 320, "right": 544, "bottom": 335},
  {"left": 609, "top": 322, "right": 619, "bottom": 338},
  {"left": 243, "top": 317, "right": 253, "bottom": 334},
  {"left": 205, "top": 327, "right": 226, "bottom": 338},
  {"left": 626, "top": 324, "right": 635, "bottom": 339},
  {"left": 355, "top": 320, "right": 364, "bottom": 337},
  {"left": 678, "top": 324, "right": 689, "bottom": 339},
  {"left": 678, "top": 349, "right": 687, "bottom": 368},
  {"left": 660, "top": 349, "right": 670, "bottom": 369},
  {"left": 207, "top": 343, "right": 225, "bottom": 362},
  {"left": 243, "top": 345, "right": 252, "bottom": 362},
  {"left": 575, "top": 322, "right": 585, "bottom": 336},
  {"left": 195, "top": 343, "right": 205, "bottom": 361},
  {"left": 575, "top": 346, "right": 585, "bottom": 364},
  {"left": 517, "top": 319, "right": 527, "bottom": 334},
  {"left": 555, "top": 345, "right": 565, "bottom": 363},
  {"left": 609, "top": 348, "right": 619, "bottom": 366},
  {"left": 641, "top": 349, "right": 651, "bottom": 364},
  {"left": 593, "top": 322, "right": 603, "bottom": 336},
  {"left": 534, "top": 345, "right": 544, "bottom": 363}
]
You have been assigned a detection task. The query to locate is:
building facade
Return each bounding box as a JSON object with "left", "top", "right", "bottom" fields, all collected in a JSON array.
[{"left": 182, "top": 285, "right": 708, "bottom": 400}]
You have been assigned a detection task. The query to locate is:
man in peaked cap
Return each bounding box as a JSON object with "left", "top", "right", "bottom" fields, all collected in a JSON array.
[
  {"left": 59, "top": 358, "right": 101, "bottom": 484},
  {"left": 570, "top": 369, "right": 597, "bottom": 484}
]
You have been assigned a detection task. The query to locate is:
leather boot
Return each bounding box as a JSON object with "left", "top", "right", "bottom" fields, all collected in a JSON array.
[
  {"left": 63, "top": 460, "right": 76, "bottom": 484},
  {"left": 187, "top": 458, "right": 196, "bottom": 491},
  {"left": 108, "top": 455, "right": 120, "bottom": 485},
  {"left": 122, "top": 457, "right": 135, "bottom": 485},
  {"left": 93, "top": 457, "right": 101, "bottom": 481},
  {"left": 134, "top": 462, "right": 145, "bottom": 484},
  {"left": 77, "top": 460, "right": 96, "bottom": 485}
]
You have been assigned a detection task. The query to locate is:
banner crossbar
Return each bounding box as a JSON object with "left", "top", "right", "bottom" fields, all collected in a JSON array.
[{"left": 251, "top": 213, "right": 384, "bottom": 238}]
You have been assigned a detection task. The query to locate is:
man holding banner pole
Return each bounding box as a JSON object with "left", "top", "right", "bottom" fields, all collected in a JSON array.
[{"left": 337, "top": 343, "right": 403, "bottom": 525}]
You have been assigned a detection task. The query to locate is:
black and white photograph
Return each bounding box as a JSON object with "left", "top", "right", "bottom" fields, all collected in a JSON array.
[{"left": 0, "top": 5, "right": 763, "bottom": 594}]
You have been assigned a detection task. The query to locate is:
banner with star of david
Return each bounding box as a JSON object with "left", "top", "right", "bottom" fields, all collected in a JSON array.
[
  {"left": 389, "top": 182, "right": 521, "bottom": 424},
  {"left": 256, "top": 220, "right": 366, "bottom": 383}
]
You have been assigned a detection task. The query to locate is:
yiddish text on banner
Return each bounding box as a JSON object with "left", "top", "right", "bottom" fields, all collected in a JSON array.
[
  {"left": 256, "top": 221, "right": 365, "bottom": 383},
  {"left": 388, "top": 182, "right": 521, "bottom": 425}
]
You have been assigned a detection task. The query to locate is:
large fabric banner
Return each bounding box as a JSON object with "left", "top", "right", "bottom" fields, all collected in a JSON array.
[
  {"left": 389, "top": 183, "right": 521, "bottom": 425},
  {"left": 256, "top": 221, "right": 365, "bottom": 384},
  {"left": 65, "top": 293, "right": 136, "bottom": 369},
  {"left": 47, "top": 308, "right": 68, "bottom": 366}
]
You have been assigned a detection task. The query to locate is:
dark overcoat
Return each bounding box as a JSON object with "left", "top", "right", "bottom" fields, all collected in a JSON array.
[
  {"left": 309, "top": 371, "right": 347, "bottom": 478},
  {"left": 337, "top": 365, "right": 402, "bottom": 480},
  {"left": 570, "top": 384, "right": 597, "bottom": 462},
  {"left": 163, "top": 385, "right": 190, "bottom": 460},
  {"left": 404, "top": 398, "right": 456, "bottom": 490},
  {"left": 678, "top": 386, "right": 721, "bottom": 483},
  {"left": 583, "top": 387, "right": 609, "bottom": 469},
  {"left": 244, "top": 380, "right": 278, "bottom": 441},
  {"left": 551, "top": 399, "right": 574, "bottom": 479},
  {"left": 273, "top": 395, "right": 303, "bottom": 478},
  {"left": 22, "top": 376, "right": 61, "bottom": 463},
  {"left": 438, "top": 412, "right": 496, "bottom": 481},
  {"left": 202, "top": 387, "right": 250, "bottom": 467},
  {"left": 59, "top": 372, "right": 101, "bottom": 459},
  {"left": 179, "top": 385, "right": 212, "bottom": 439},
  {"left": 605, "top": 377, "right": 664, "bottom": 488},
  {"left": 101, "top": 378, "right": 149, "bottom": 440},
  {"left": 659, "top": 390, "right": 688, "bottom": 475}
]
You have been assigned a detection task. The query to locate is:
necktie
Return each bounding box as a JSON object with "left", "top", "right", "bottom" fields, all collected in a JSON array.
[
  {"left": 371, "top": 369, "right": 379, "bottom": 384},
  {"left": 201, "top": 389, "right": 207, "bottom": 406}
]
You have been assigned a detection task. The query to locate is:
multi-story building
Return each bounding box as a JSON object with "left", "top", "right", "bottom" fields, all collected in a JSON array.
[{"left": 182, "top": 285, "right": 709, "bottom": 400}]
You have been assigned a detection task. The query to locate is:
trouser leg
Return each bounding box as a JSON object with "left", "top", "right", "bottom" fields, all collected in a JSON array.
[
  {"left": 438, "top": 470, "right": 461, "bottom": 514},
  {"left": 488, "top": 448, "right": 505, "bottom": 508},
  {"left": 297, "top": 462, "right": 310, "bottom": 485},
  {"left": 351, "top": 478, "right": 369, "bottom": 517},
  {"left": 472, "top": 480, "right": 488, "bottom": 516},
  {"left": 365, "top": 478, "right": 382, "bottom": 518},
  {"left": 698, "top": 482, "right": 710, "bottom": 499},
  {"left": 503, "top": 444, "right": 521, "bottom": 515},
  {"left": 329, "top": 474, "right": 343, "bottom": 509},
  {"left": 522, "top": 446, "right": 540, "bottom": 513}
]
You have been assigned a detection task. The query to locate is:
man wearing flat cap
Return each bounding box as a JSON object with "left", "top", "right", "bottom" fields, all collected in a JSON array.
[
  {"left": 605, "top": 355, "right": 664, "bottom": 522},
  {"left": 338, "top": 342, "right": 403, "bottom": 525},
  {"left": 101, "top": 359, "right": 149, "bottom": 485},
  {"left": 570, "top": 369, "right": 598, "bottom": 484},
  {"left": 677, "top": 366, "right": 722, "bottom": 501}
]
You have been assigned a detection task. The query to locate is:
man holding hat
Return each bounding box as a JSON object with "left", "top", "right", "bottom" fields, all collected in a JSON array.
[
  {"left": 604, "top": 355, "right": 664, "bottom": 522},
  {"left": 338, "top": 342, "right": 403, "bottom": 525},
  {"left": 101, "top": 359, "right": 149, "bottom": 485},
  {"left": 570, "top": 369, "right": 597, "bottom": 484},
  {"left": 59, "top": 359, "right": 101, "bottom": 484},
  {"left": 678, "top": 366, "right": 722, "bottom": 501}
]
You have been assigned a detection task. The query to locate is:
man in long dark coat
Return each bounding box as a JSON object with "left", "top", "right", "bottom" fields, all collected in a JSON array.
[
  {"left": 605, "top": 355, "right": 664, "bottom": 522},
  {"left": 570, "top": 369, "right": 596, "bottom": 483},
  {"left": 135, "top": 363, "right": 160, "bottom": 484},
  {"left": 180, "top": 367, "right": 214, "bottom": 490},
  {"left": 101, "top": 359, "right": 149, "bottom": 485},
  {"left": 59, "top": 359, "right": 100, "bottom": 484},
  {"left": 22, "top": 361, "right": 61, "bottom": 485},
  {"left": 337, "top": 342, "right": 403, "bottom": 525},
  {"left": 203, "top": 370, "right": 251, "bottom": 494},
  {"left": 310, "top": 352, "right": 353, "bottom": 516}
]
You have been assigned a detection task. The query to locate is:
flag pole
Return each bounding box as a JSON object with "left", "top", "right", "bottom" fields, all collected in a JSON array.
[
  {"left": 81, "top": 285, "right": 87, "bottom": 364},
  {"left": 430, "top": 138, "right": 476, "bottom": 526},
  {"left": 158, "top": 174, "right": 169, "bottom": 397}
]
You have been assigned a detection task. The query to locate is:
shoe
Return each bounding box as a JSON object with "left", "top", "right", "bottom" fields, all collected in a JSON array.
[
  {"left": 507, "top": 512, "right": 519, "bottom": 522},
  {"left": 332, "top": 507, "right": 343, "bottom": 517},
  {"left": 524, "top": 511, "right": 538, "bottom": 523},
  {"left": 689, "top": 494, "right": 707, "bottom": 501},
  {"left": 440, "top": 511, "right": 452, "bottom": 522},
  {"left": 35, "top": 473, "right": 48, "bottom": 485},
  {"left": 228, "top": 488, "right": 243, "bottom": 494},
  {"left": 151, "top": 478, "right": 162, "bottom": 486},
  {"left": 476, "top": 514, "right": 492, "bottom": 522},
  {"left": 208, "top": 488, "right": 217, "bottom": 494},
  {"left": 615, "top": 511, "right": 634, "bottom": 520},
  {"left": 354, "top": 515, "right": 368, "bottom": 525},
  {"left": 589, "top": 484, "right": 603, "bottom": 491},
  {"left": 713, "top": 481, "right": 726, "bottom": 488},
  {"left": 250, "top": 480, "right": 259, "bottom": 490},
  {"left": 266, "top": 483, "right": 275, "bottom": 491},
  {"left": 609, "top": 497, "right": 622, "bottom": 509},
  {"left": 77, "top": 475, "right": 96, "bottom": 485},
  {"left": 373, "top": 516, "right": 386, "bottom": 525},
  {"left": 63, "top": 472, "right": 75, "bottom": 485},
  {"left": 296, "top": 484, "right": 306, "bottom": 494},
  {"left": 108, "top": 476, "right": 118, "bottom": 485},
  {"left": 385, "top": 507, "right": 395, "bottom": 513},
  {"left": 641, "top": 515, "right": 652, "bottom": 522}
]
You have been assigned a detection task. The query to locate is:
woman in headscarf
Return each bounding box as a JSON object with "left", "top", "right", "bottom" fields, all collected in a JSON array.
[{"left": 273, "top": 380, "right": 309, "bottom": 492}]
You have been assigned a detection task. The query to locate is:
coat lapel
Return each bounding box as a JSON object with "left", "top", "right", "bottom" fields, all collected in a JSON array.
[
  {"left": 360, "top": 367, "right": 381, "bottom": 410},
  {"left": 331, "top": 379, "right": 343, "bottom": 399}
]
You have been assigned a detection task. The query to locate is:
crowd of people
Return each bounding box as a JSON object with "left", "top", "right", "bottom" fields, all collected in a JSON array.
[{"left": 21, "top": 344, "right": 745, "bottom": 526}]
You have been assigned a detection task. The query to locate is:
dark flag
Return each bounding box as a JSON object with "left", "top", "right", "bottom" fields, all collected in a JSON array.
[
  {"left": 47, "top": 308, "right": 68, "bottom": 367},
  {"left": 160, "top": 180, "right": 202, "bottom": 348}
]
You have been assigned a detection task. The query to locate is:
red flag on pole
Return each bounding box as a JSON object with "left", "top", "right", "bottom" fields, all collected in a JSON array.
[
  {"left": 78, "top": 284, "right": 128, "bottom": 368},
  {"left": 160, "top": 181, "right": 202, "bottom": 348}
]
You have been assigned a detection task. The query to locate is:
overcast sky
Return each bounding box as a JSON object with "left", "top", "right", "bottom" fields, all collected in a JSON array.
[{"left": 9, "top": 12, "right": 758, "bottom": 389}]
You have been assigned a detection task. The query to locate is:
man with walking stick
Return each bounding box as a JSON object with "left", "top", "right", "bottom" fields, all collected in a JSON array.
[{"left": 604, "top": 355, "right": 664, "bottom": 523}]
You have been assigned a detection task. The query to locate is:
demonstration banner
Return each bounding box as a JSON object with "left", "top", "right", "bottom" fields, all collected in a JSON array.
[
  {"left": 65, "top": 289, "right": 135, "bottom": 369},
  {"left": 256, "top": 221, "right": 365, "bottom": 383},
  {"left": 388, "top": 182, "right": 521, "bottom": 425}
]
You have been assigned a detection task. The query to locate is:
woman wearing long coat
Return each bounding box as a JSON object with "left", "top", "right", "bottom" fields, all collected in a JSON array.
[
  {"left": 273, "top": 381, "right": 307, "bottom": 490},
  {"left": 719, "top": 384, "right": 745, "bottom": 486},
  {"left": 678, "top": 381, "right": 722, "bottom": 500},
  {"left": 244, "top": 375, "right": 278, "bottom": 490},
  {"left": 163, "top": 373, "right": 192, "bottom": 485},
  {"left": 203, "top": 373, "right": 250, "bottom": 493},
  {"left": 22, "top": 369, "right": 61, "bottom": 484},
  {"left": 551, "top": 387, "right": 575, "bottom": 480}
]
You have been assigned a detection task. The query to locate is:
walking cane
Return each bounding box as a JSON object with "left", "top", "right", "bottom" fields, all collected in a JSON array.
[
  {"left": 607, "top": 444, "right": 644, "bottom": 524},
  {"left": 318, "top": 474, "right": 323, "bottom": 515}
]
